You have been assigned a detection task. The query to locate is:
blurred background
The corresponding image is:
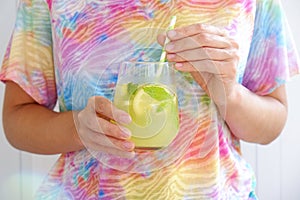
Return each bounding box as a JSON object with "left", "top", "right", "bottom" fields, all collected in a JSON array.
[{"left": 0, "top": 0, "right": 299, "bottom": 199}]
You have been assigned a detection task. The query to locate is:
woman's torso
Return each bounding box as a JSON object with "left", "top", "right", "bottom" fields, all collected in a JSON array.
[{"left": 37, "top": 1, "right": 257, "bottom": 199}]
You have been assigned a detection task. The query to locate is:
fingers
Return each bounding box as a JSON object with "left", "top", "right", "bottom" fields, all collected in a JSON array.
[
  {"left": 157, "top": 23, "right": 239, "bottom": 77},
  {"left": 78, "top": 111, "right": 136, "bottom": 157},
  {"left": 157, "top": 23, "right": 239, "bottom": 71},
  {"left": 156, "top": 23, "right": 239, "bottom": 110},
  {"left": 88, "top": 96, "right": 132, "bottom": 124},
  {"left": 98, "top": 118, "right": 132, "bottom": 139},
  {"left": 78, "top": 96, "right": 136, "bottom": 157},
  {"left": 167, "top": 48, "right": 237, "bottom": 62},
  {"left": 174, "top": 60, "right": 237, "bottom": 78},
  {"left": 159, "top": 30, "right": 231, "bottom": 52},
  {"left": 166, "top": 46, "right": 239, "bottom": 76},
  {"left": 89, "top": 132, "right": 135, "bottom": 152},
  {"left": 157, "top": 33, "right": 166, "bottom": 46},
  {"left": 167, "top": 23, "right": 227, "bottom": 41},
  {"left": 87, "top": 96, "right": 133, "bottom": 139},
  {"left": 89, "top": 139, "right": 135, "bottom": 158},
  {"left": 85, "top": 116, "right": 131, "bottom": 139},
  {"left": 166, "top": 33, "right": 232, "bottom": 53}
]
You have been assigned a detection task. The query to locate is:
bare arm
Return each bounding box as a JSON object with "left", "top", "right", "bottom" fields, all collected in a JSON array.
[
  {"left": 159, "top": 24, "right": 288, "bottom": 144},
  {"left": 2, "top": 81, "right": 83, "bottom": 154},
  {"left": 190, "top": 72, "right": 288, "bottom": 144},
  {"left": 224, "top": 83, "right": 287, "bottom": 144},
  {"left": 2, "top": 81, "right": 134, "bottom": 157}
]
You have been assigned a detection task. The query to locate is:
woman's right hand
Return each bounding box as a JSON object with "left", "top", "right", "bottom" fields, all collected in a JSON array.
[{"left": 75, "top": 96, "right": 135, "bottom": 158}]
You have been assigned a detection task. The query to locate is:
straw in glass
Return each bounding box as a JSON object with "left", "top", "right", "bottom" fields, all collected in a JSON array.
[
  {"left": 159, "top": 16, "right": 177, "bottom": 63},
  {"left": 156, "top": 16, "right": 177, "bottom": 78}
]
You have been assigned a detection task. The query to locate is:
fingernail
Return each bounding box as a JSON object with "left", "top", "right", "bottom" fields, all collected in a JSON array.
[
  {"left": 166, "top": 43, "right": 174, "bottom": 51},
  {"left": 118, "top": 114, "right": 132, "bottom": 124},
  {"left": 168, "top": 30, "right": 177, "bottom": 38},
  {"left": 123, "top": 141, "right": 134, "bottom": 150},
  {"left": 120, "top": 127, "right": 131, "bottom": 138},
  {"left": 175, "top": 63, "right": 183, "bottom": 68},
  {"left": 167, "top": 54, "right": 175, "bottom": 60}
]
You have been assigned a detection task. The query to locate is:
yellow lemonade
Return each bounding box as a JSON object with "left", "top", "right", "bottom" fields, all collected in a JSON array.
[{"left": 114, "top": 83, "right": 179, "bottom": 149}]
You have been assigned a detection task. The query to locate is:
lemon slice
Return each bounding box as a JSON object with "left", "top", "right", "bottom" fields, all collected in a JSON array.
[
  {"left": 129, "top": 86, "right": 157, "bottom": 127},
  {"left": 129, "top": 84, "right": 176, "bottom": 127},
  {"left": 127, "top": 83, "right": 179, "bottom": 140}
]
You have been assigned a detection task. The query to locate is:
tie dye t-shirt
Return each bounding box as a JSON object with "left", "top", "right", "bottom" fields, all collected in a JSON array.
[{"left": 1, "top": 0, "right": 299, "bottom": 199}]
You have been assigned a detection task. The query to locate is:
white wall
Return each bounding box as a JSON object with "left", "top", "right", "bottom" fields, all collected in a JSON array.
[
  {"left": 0, "top": 1, "right": 21, "bottom": 199},
  {"left": 279, "top": 3, "right": 300, "bottom": 199},
  {"left": 0, "top": 1, "right": 299, "bottom": 200}
]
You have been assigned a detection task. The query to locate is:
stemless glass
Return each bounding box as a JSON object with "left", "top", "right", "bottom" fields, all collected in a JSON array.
[{"left": 113, "top": 61, "right": 179, "bottom": 150}]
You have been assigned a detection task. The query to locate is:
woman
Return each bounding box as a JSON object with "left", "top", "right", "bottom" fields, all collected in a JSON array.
[{"left": 1, "top": 0, "right": 299, "bottom": 199}]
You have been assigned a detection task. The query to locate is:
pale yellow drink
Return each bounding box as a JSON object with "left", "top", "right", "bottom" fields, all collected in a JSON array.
[{"left": 114, "top": 83, "right": 179, "bottom": 150}]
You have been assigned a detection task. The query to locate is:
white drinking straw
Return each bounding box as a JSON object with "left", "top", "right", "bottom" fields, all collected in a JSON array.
[
  {"left": 156, "top": 16, "right": 177, "bottom": 78},
  {"left": 159, "top": 16, "right": 177, "bottom": 63}
]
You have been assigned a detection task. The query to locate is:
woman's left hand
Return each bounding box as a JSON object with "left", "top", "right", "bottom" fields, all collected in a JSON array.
[{"left": 158, "top": 23, "right": 240, "bottom": 110}]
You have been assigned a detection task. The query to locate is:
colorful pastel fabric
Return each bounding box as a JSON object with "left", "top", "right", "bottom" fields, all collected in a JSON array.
[{"left": 1, "top": 0, "right": 299, "bottom": 199}]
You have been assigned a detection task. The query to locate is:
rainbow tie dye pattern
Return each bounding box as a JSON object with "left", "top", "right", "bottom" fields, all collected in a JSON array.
[{"left": 1, "top": 0, "right": 299, "bottom": 199}]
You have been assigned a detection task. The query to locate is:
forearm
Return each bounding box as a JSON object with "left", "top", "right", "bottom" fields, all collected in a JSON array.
[
  {"left": 221, "top": 84, "right": 288, "bottom": 144},
  {"left": 3, "top": 103, "right": 84, "bottom": 154}
]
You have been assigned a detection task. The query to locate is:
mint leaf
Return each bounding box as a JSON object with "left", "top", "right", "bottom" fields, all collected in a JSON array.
[
  {"left": 127, "top": 82, "right": 138, "bottom": 96},
  {"left": 156, "top": 101, "right": 168, "bottom": 112},
  {"left": 143, "top": 86, "right": 173, "bottom": 101}
]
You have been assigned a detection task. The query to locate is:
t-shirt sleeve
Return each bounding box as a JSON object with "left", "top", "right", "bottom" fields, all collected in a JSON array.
[
  {"left": 242, "top": 0, "right": 300, "bottom": 95},
  {"left": 0, "top": 0, "right": 57, "bottom": 109}
]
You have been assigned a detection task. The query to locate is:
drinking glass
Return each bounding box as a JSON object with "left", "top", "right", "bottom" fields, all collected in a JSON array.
[{"left": 113, "top": 61, "right": 179, "bottom": 150}]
